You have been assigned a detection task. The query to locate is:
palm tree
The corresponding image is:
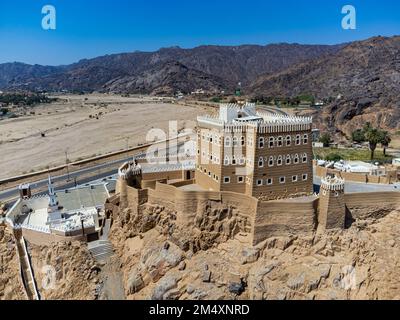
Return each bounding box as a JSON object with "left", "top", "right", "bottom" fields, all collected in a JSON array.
[
  {"left": 381, "top": 131, "right": 391, "bottom": 156},
  {"left": 364, "top": 128, "right": 383, "bottom": 160}
]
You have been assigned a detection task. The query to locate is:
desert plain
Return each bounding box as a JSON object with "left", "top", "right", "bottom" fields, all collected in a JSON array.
[{"left": 0, "top": 94, "right": 208, "bottom": 180}]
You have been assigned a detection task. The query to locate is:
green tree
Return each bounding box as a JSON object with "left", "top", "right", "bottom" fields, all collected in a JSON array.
[
  {"left": 351, "top": 129, "right": 365, "bottom": 143},
  {"left": 325, "top": 153, "right": 342, "bottom": 162},
  {"left": 380, "top": 131, "right": 392, "bottom": 156},
  {"left": 364, "top": 128, "right": 384, "bottom": 160},
  {"left": 319, "top": 133, "right": 331, "bottom": 147}
]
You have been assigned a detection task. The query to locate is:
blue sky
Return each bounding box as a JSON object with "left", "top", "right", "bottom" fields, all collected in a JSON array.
[{"left": 0, "top": 0, "right": 399, "bottom": 65}]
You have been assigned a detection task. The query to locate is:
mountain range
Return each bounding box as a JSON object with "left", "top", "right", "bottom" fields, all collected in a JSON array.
[{"left": 1, "top": 36, "right": 399, "bottom": 134}]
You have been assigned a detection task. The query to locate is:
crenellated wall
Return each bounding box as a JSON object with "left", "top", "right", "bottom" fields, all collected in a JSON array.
[{"left": 116, "top": 177, "right": 400, "bottom": 246}]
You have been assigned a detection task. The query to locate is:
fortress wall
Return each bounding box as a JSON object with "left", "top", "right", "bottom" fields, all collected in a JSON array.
[
  {"left": 142, "top": 170, "right": 184, "bottom": 181},
  {"left": 169, "top": 179, "right": 195, "bottom": 188},
  {"left": 334, "top": 170, "right": 367, "bottom": 183},
  {"left": 145, "top": 182, "right": 258, "bottom": 229},
  {"left": 315, "top": 165, "right": 393, "bottom": 185},
  {"left": 252, "top": 197, "right": 318, "bottom": 245},
  {"left": 344, "top": 192, "right": 400, "bottom": 208},
  {"left": 141, "top": 179, "right": 167, "bottom": 189},
  {"left": 22, "top": 228, "right": 85, "bottom": 246}
]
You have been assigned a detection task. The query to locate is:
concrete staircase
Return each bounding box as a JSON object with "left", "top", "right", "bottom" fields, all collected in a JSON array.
[{"left": 88, "top": 240, "right": 114, "bottom": 263}]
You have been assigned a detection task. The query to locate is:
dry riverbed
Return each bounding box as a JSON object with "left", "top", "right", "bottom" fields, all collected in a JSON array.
[{"left": 0, "top": 94, "right": 208, "bottom": 180}]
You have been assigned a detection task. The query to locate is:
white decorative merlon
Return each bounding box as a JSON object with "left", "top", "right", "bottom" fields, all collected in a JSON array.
[
  {"left": 197, "top": 103, "right": 312, "bottom": 133},
  {"left": 118, "top": 161, "right": 142, "bottom": 180},
  {"left": 321, "top": 176, "right": 345, "bottom": 191}
]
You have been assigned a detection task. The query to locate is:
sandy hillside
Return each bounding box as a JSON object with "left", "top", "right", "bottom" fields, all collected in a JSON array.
[{"left": 0, "top": 94, "right": 207, "bottom": 180}]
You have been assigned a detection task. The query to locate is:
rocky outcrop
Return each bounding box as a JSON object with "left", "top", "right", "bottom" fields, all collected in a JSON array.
[
  {"left": 108, "top": 193, "right": 400, "bottom": 300},
  {"left": 28, "top": 241, "right": 100, "bottom": 300},
  {"left": 1, "top": 43, "right": 341, "bottom": 92},
  {"left": 250, "top": 36, "right": 400, "bottom": 135},
  {"left": 0, "top": 226, "right": 26, "bottom": 300}
]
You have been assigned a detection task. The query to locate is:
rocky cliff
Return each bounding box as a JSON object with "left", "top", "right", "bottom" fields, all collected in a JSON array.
[
  {"left": 0, "top": 226, "right": 26, "bottom": 300},
  {"left": 107, "top": 197, "right": 400, "bottom": 300}
]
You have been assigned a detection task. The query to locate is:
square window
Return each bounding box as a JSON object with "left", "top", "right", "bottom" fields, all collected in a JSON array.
[
  {"left": 302, "top": 174, "right": 308, "bottom": 181},
  {"left": 292, "top": 175, "right": 298, "bottom": 182},
  {"left": 256, "top": 179, "right": 263, "bottom": 186},
  {"left": 266, "top": 178, "right": 273, "bottom": 185},
  {"left": 224, "top": 176, "right": 230, "bottom": 184},
  {"left": 237, "top": 176, "right": 244, "bottom": 183},
  {"left": 279, "top": 177, "right": 286, "bottom": 184}
]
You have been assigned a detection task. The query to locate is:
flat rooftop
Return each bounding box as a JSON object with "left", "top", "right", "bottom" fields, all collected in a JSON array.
[{"left": 56, "top": 184, "right": 109, "bottom": 211}]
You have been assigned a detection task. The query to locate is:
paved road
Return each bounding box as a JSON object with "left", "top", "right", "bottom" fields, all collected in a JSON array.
[{"left": 0, "top": 142, "right": 186, "bottom": 203}]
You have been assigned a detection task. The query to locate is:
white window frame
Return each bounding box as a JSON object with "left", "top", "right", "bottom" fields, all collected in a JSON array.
[
  {"left": 302, "top": 174, "right": 308, "bottom": 181},
  {"left": 237, "top": 176, "right": 244, "bottom": 184},
  {"left": 294, "top": 154, "right": 299, "bottom": 164},
  {"left": 279, "top": 176, "right": 286, "bottom": 184},
  {"left": 258, "top": 157, "right": 264, "bottom": 168},
  {"left": 224, "top": 136, "right": 231, "bottom": 147},
  {"left": 296, "top": 135, "right": 301, "bottom": 145},
  {"left": 268, "top": 156, "right": 274, "bottom": 167},
  {"left": 266, "top": 178, "right": 273, "bottom": 185},
  {"left": 277, "top": 136, "right": 283, "bottom": 147},
  {"left": 256, "top": 179, "right": 263, "bottom": 186},
  {"left": 303, "top": 134, "right": 308, "bottom": 145},
  {"left": 302, "top": 153, "right": 308, "bottom": 163},
  {"left": 286, "top": 154, "right": 291, "bottom": 165},
  {"left": 258, "top": 137, "right": 265, "bottom": 148},
  {"left": 269, "top": 137, "right": 274, "bottom": 148},
  {"left": 224, "top": 156, "right": 230, "bottom": 166},
  {"left": 223, "top": 176, "right": 231, "bottom": 184},
  {"left": 286, "top": 135, "right": 291, "bottom": 146},
  {"left": 277, "top": 155, "right": 283, "bottom": 166},
  {"left": 292, "top": 175, "right": 298, "bottom": 182}
]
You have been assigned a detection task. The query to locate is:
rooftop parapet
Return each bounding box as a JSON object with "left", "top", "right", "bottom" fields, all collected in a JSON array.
[
  {"left": 118, "top": 160, "right": 142, "bottom": 180},
  {"left": 197, "top": 103, "right": 312, "bottom": 133},
  {"left": 321, "top": 175, "right": 345, "bottom": 191}
]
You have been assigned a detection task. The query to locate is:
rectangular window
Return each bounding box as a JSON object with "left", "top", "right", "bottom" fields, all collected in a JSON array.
[
  {"left": 302, "top": 174, "right": 308, "bottom": 181},
  {"left": 292, "top": 175, "right": 298, "bottom": 182},
  {"left": 266, "top": 178, "right": 273, "bottom": 185},
  {"left": 279, "top": 176, "right": 286, "bottom": 184},
  {"left": 224, "top": 176, "right": 231, "bottom": 184},
  {"left": 237, "top": 176, "right": 244, "bottom": 183},
  {"left": 256, "top": 179, "right": 263, "bottom": 186}
]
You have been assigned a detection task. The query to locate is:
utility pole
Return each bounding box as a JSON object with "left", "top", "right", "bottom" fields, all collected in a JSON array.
[
  {"left": 65, "top": 150, "right": 70, "bottom": 182},
  {"left": 125, "top": 137, "right": 129, "bottom": 150}
]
